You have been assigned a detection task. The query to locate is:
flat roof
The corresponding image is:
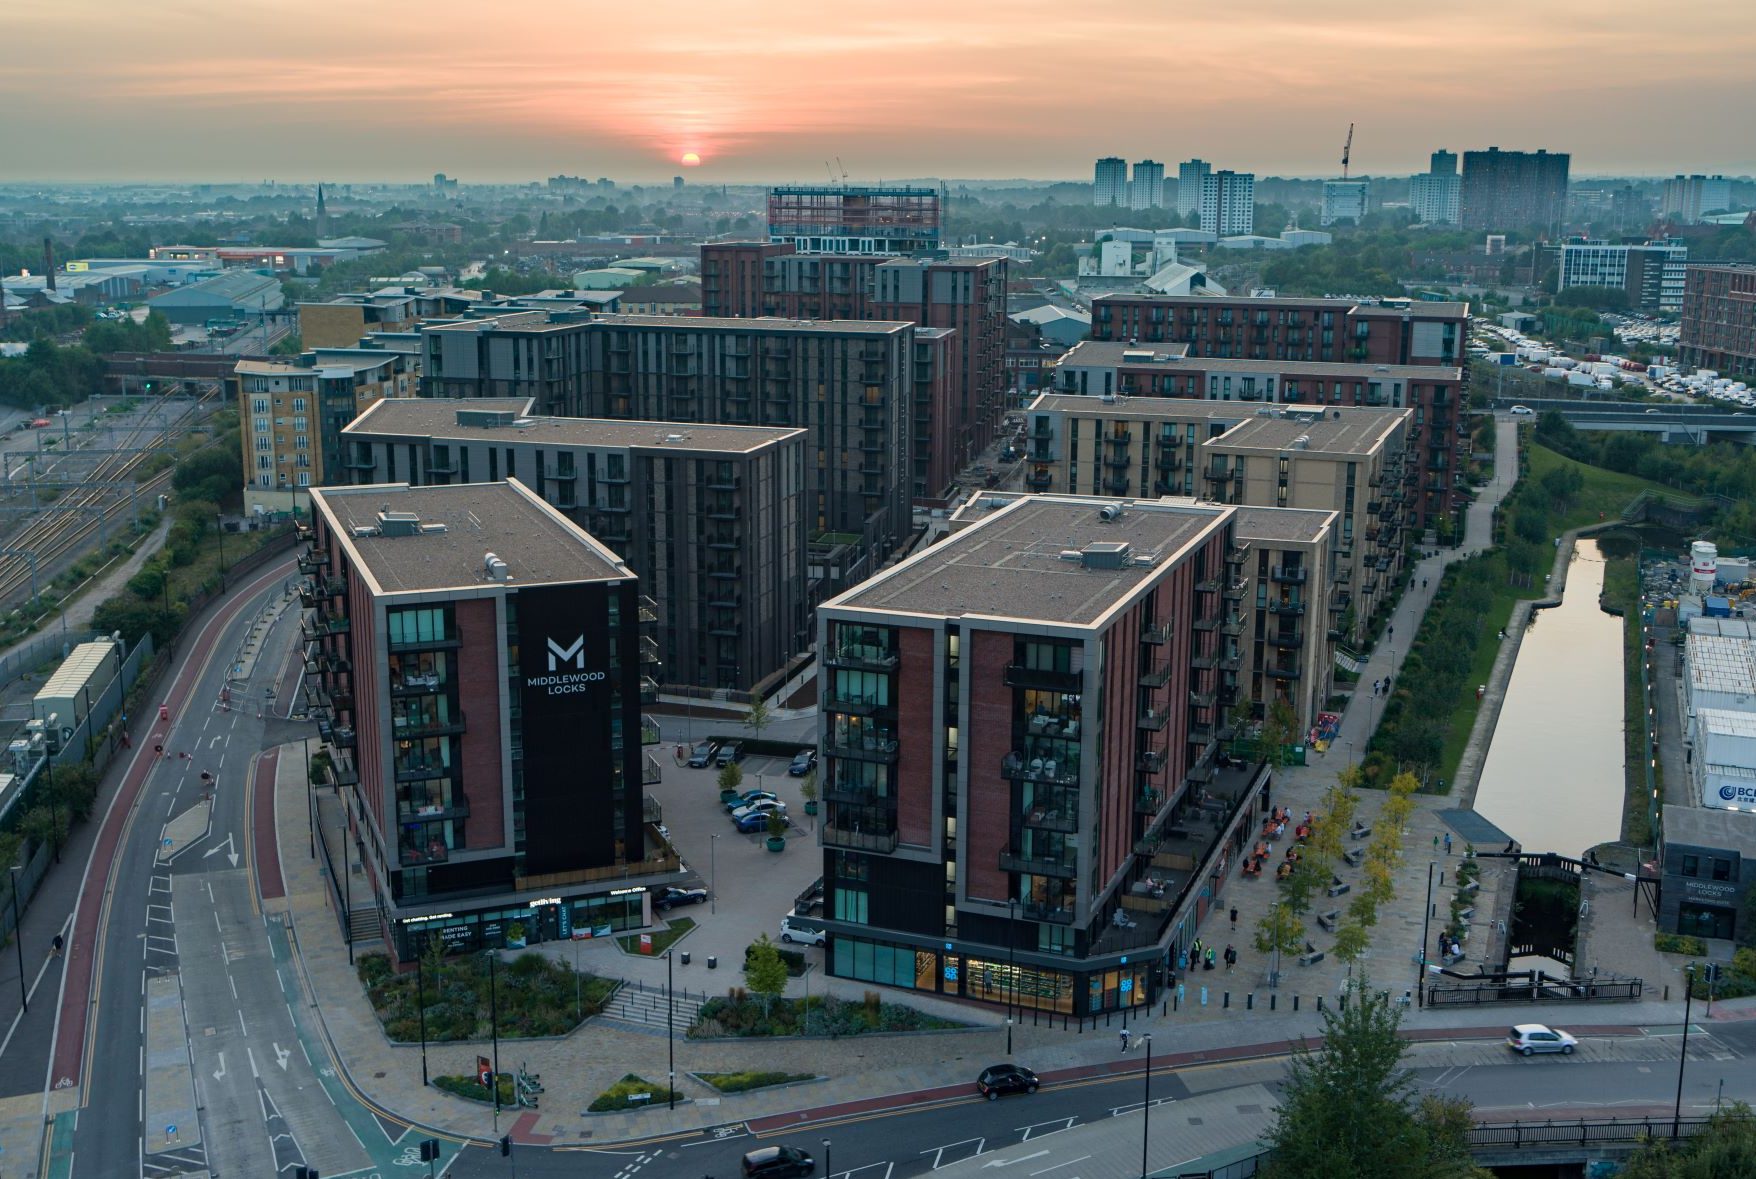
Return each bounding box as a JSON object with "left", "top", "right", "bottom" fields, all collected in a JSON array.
[
  {"left": 1027, "top": 392, "right": 1260, "bottom": 423},
  {"left": 345, "top": 398, "right": 805, "bottom": 455},
  {"left": 310, "top": 480, "right": 630, "bottom": 595},
  {"left": 1089, "top": 292, "right": 1469, "bottom": 317},
  {"left": 421, "top": 311, "right": 914, "bottom": 337},
  {"left": 1231, "top": 505, "right": 1336, "bottom": 544},
  {"left": 1688, "top": 635, "right": 1756, "bottom": 697},
  {"left": 832, "top": 495, "right": 1229, "bottom": 626},
  {"left": 1058, "top": 339, "right": 1459, "bottom": 380},
  {"left": 1698, "top": 708, "right": 1756, "bottom": 739},
  {"left": 1662, "top": 803, "right": 1756, "bottom": 855},
  {"left": 1206, "top": 408, "right": 1410, "bottom": 456}
]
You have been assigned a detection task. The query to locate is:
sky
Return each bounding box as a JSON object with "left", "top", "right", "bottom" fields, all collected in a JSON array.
[{"left": 2, "top": 0, "right": 1752, "bottom": 184}]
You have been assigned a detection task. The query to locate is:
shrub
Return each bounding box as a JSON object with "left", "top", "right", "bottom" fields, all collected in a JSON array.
[
  {"left": 1656, "top": 932, "right": 1708, "bottom": 956},
  {"left": 697, "top": 1070, "right": 816, "bottom": 1094},
  {"left": 434, "top": 1073, "right": 515, "bottom": 1106},
  {"left": 588, "top": 1074, "right": 677, "bottom": 1112}
]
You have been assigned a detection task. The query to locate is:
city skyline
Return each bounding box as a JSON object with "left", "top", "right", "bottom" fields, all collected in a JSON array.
[{"left": 1, "top": 0, "right": 1752, "bottom": 183}]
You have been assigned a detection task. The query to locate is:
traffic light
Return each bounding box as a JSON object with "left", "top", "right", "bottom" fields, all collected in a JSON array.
[
  {"left": 419, "top": 1139, "right": 439, "bottom": 1162},
  {"left": 499, "top": 1135, "right": 512, "bottom": 1157}
]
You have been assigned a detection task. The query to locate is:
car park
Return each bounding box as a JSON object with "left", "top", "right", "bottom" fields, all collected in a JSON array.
[
  {"left": 725, "top": 790, "right": 780, "bottom": 812},
  {"left": 1507, "top": 1024, "right": 1577, "bottom": 1056},
  {"left": 741, "top": 1144, "right": 815, "bottom": 1177},
  {"left": 788, "top": 749, "right": 817, "bottom": 776},
  {"left": 976, "top": 1063, "right": 1040, "bottom": 1100},
  {"left": 779, "top": 913, "right": 826, "bottom": 945},
  {"left": 687, "top": 740, "right": 719, "bottom": 768},
  {"left": 716, "top": 741, "right": 746, "bottom": 767},
  {"left": 734, "top": 810, "right": 790, "bottom": 833},
  {"left": 654, "top": 886, "right": 708, "bottom": 910}
]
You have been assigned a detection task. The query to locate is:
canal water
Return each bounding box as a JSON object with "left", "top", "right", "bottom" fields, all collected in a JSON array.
[{"left": 1472, "top": 540, "right": 1625, "bottom": 858}]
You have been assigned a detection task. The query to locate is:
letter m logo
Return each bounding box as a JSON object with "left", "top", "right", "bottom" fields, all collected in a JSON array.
[{"left": 546, "top": 635, "right": 585, "bottom": 671}]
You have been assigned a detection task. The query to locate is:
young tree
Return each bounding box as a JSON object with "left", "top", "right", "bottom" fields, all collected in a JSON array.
[
  {"left": 716, "top": 761, "right": 743, "bottom": 793},
  {"left": 744, "top": 934, "right": 789, "bottom": 1014},
  {"left": 745, "top": 697, "right": 770, "bottom": 745},
  {"left": 1254, "top": 905, "right": 1304, "bottom": 983},
  {"left": 1264, "top": 976, "right": 1489, "bottom": 1178},
  {"left": 1331, "top": 918, "right": 1372, "bottom": 966}
]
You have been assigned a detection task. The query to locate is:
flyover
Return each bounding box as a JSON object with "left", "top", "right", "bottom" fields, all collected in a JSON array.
[{"left": 1489, "top": 396, "right": 1756, "bottom": 443}]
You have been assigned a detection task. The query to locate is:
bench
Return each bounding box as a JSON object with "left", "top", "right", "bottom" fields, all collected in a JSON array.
[
  {"left": 1299, "top": 947, "right": 1326, "bottom": 967},
  {"left": 1317, "top": 910, "right": 1341, "bottom": 933},
  {"left": 1351, "top": 824, "right": 1372, "bottom": 841},
  {"left": 1343, "top": 848, "right": 1365, "bottom": 868},
  {"left": 1456, "top": 906, "right": 1475, "bottom": 922},
  {"left": 1327, "top": 881, "right": 1351, "bottom": 897},
  {"left": 1459, "top": 880, "right": 1479, "bottom": 896}
]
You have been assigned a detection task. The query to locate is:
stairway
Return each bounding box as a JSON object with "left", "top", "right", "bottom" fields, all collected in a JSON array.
[
  {"left": 598, "top": 981, "right": 701, "bottom": 1032},
  {"left": 346, "top": 905, "right": 381, "bottom": 947}
]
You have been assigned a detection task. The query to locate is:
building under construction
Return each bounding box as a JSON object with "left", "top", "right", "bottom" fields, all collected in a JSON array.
[{"left": 767, "top": 185, "right": 942, "bottom": 256}]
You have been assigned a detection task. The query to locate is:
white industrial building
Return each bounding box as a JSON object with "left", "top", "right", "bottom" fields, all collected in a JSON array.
[
  {"left": 1685, "top": 633, "right": 1756, "bottom": 717},
  {"left": 1694, "top": 709, "right": 1756, "bottom": 810},
  {"left": 1557, "top": 239, "right": 1688, "bottom": 312}
]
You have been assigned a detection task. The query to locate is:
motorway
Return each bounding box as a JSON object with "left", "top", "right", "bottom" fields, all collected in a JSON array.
[{"left": 45, "top": 555, "right": 467, "bottom": 1178}]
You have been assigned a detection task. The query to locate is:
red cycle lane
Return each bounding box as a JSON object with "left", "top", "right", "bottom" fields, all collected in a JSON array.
[
  {"left": 252, "top": 750, "right": 285, "bottom": 901},
  {"left": 48, "top": 558, "right": 294, "bottom": 1094}
]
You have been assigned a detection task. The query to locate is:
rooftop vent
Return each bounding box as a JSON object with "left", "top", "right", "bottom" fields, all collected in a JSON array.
[
  {"left": 1079, "top": 540, "right": 1134, "bottom": 569},
  {"left": 456, "top": 408, "right": 519, "bottom": 428},
  {"left": 376, "top": 509, "right": 424, "bottom": 537},
  {"left": 484, "top": 552, "right": 510, "bottom": 582},
  {"left": 1289, "top": 435, "right": 1310, "bottom": 450},
  {"left": 350, "top": 525, "right": 380, "bottom": 539},
  {"left": 1099, "top": 502, "right": 1128, "bottom": 522},
  {"left": 662, "top": 433, "right": 688, "bottom": 443}
]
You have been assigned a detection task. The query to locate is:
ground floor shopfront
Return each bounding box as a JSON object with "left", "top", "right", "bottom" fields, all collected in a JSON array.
[
  {"left": 390, "top": 887, "right": 653, "bottom": 960},
  {"left": 829, "top": 932, "right": 1157, "bottom": 1018}
]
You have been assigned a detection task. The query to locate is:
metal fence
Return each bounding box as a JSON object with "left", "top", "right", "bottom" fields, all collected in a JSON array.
[{"left": 1425, "top": 977, "right": 1643, "bottom": 1006}]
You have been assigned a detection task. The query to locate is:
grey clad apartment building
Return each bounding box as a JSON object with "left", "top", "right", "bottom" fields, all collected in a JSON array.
[
  {"left": 340, "top": 398, "right": 810, "bottom": 693},
  {"left": 420, "top": 311, "right": 915, "bottom": 570}
]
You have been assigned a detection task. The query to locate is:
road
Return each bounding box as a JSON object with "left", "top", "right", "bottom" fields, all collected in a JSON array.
[
  {"left": 47, "top": 557, "right": 466, "bottom": 1178},
  {"left": 445, "top": 1022, "right": 1756, "bottom": 1178}
]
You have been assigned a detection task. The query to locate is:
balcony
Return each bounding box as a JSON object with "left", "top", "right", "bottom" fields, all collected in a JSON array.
[
  {"left": 1139, "top": 659, "right": 1172, "bottom": 687},
  {"left": 344, "top": 453, "right": 376, "bottom": 472},
  {"left": 1266, "top": 599, "right": 1306, "bottom": 617},
  {"left": 1221, "top": 615, "right": 1246, "bottom": 636},
  {"left": 823, "top": 821, "right": 899, "bottom": 854},
  {"left": 640, "top": 675, "right": 660, "bottom": 704},
  {"left": 597, "top": 465, "right": 630, "bottom": 484},
  {"left": 1141, "top": 622, "right": 1170, "bottom": 645},
  {"left": 826, "top": 734, "right": 900, "bottom": 763},
  {"left": 643, "top": 754, "right": 664, "bottom": 786},
  {"left": 1267, "top": 629, "right": 1304, "bottom": 648},
  {"left": 388, "top": 630, "right": 460, "bottom": 654},
  {"left": 302, "top": 612, "right": 351, "bottom": 640},
  {"left": 707, "top": 498, "right": 740, "bottom": 520},
  {"left": 397, "top": 796, "right": 470, "bottom": 824},
  {"left": 824, "top": 692, "right": 886, "bottom": 717},
  {"left": 1155, "top": 450, "right": 1182, "bottom": 471},
  {"left": 326, "top": 751, "right": 358, "bottom": 788},
  {"left": 826, "top": 644, "right": 899, "bottom": 672},
  {"left": 392, "top": 711, "right": 467, "bottom": 739},
  {"left": 1188, "top": 723, "right": 1214, "bottom": 744},
  {"left": 641, "top": 714, "right": 662, "bottom": 746},
  {"left": 639, "top": 594, "right": 659, "bottom": 625},
  {"left": 1264, "top": 664, "right": 1303, "bottom": 681},
  {"left": 706, "top": 472, "right": 741, "bottom": 492},
  {"left": 823, "top": 777, "right": 885, "bottom": 806},
  {"left": 298, "top": 576, "right": 345, "bottom": 606},
  {"left": 1137, "top": 744, "right": 1168, "bottom": 774},
  {"left": 999, "top": 848, "right": 1076, "bottom": 879},
  {"left": 1192, "top": 614, "right": 1218, "bottom": 632},
  {"left": 1137, "top": 708, "right": 1169, "bottom": 732},
  {"left": 1105, "top": 430, "right": 1133, "bottom": 445},
  {"left": 638, "top": 634, "right": 661, "bottom": 665},
  {"left": 1025, "top": 468, "right": 1053, "bottom": 490},
  {"left": 1270, "top": 566, "right": 1307, "bottom": 584},
  {"left": 305, "top": 649, "right": 349, "bottom": 675},
  {"left": 1196, "top": 576, "right": 1221, "bottom": 594},
  {"left": 1223, "top": 580, "right": 1248, "bottom": 601},
  {"left": 706, "top": 533, "right": 739, "bottom": 551},
  {"left": 1189, "top": 689, "right": 1216, "bottom": 709},
  {"left": 1001, "top": 752, "right": 1079, "bottom": 786},
  {"left": 1226, "top": 542, "right": 1251, "bottom": 565},
  {"left": 1103, "top": 452, "right": 1132, "bottom": 471},
  {"left": 1004, "top": 663, "right": 1082, "bottom": 692},
  {"left": 1020, "top": 901, "right": 1075, "bottom": 925},
  {"left": 1219, "top": 648, "right": 1243, "bottom": 671},
  {"left": 317, "top": 720, "right": 354, "bottom": 749},
  {"left": 1103, "top": 475, "right": 1130, "bottom": 495},
  {"left": 426, "top": 455, "right": 458, "bottom": 475},
  {"left": 296, "top": 549, "right": 331, "bottom": 575}
]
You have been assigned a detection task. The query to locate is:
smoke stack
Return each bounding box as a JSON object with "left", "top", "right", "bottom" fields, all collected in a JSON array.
[{"left": 43, "top": 237, "right": 54, "bottom": 291}]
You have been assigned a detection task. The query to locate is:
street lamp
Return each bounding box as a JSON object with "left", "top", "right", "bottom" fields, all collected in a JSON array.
[
  {"left": 1270, "top": 899, "right": 1282, "bottom": 989},
  {"left": 486, "top": 948, "right": 502, "bottom": 1131},
  {"left": 710, "top": 833, "right": 719, "bottom": 915},
  {"left": 8, "top": 866, "right": 26, "bottom": 1014},
  {"left": 215, "top": 513, "right": 228, "bottom": 592},
  {"left": 666, "top": 949, "right": 676, "bottom": 1111},
  {"left": 1417, "top": 861, "right": 1435, "bottom": 1009},
  {"left": 1007, "top": 896, "right": 1017, "bottom": 1056},
  {"left": 822, "top": 1137, "right": 831, "bottom": 1178},
  {"left": 1675, "top": 963, "right": 1696, "bottom": 1138},
  {"left": 415, "top": 944, "right": 430, "bottom": 1087},
  {"left": 1137, "top": 1033, "right": 1153, "bottom": 1179}
]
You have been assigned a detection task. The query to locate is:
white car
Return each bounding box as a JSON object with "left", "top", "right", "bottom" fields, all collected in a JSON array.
[
  {"left": 1507, "top": 1024, "right": 1577, "bottom": 1056},
  {"left": 1509, "top": 405, "right": 1534, "bottom": 416}
]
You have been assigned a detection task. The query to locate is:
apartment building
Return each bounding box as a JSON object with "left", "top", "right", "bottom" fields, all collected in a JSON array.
[
  {"left": 1199, "top": 171, "right": 1254, "bottom": 236},
  {"left": 1088, "top": 293, "right": 1467, "bottom": 367},
  {"left": 1320, "top": 180, "right": 1370, "bottom": 227},
  {"left": 1130, "top": 161, "right": 1165, "bottom": 210},
  {"left": 1042, "top": 339, "right": 1461, "bottom": 529},
  {"left": 339, "top": 398, "right": 810, "bottom": 693},
  {"left": 1410, "top": 150, "right": 1461, "bottom": 226},
  {"left": 1681, "top": 264, "right": 1756, "bottom": 379},
  {"left": 767, "top": 185, "right": 942, "bottom": 255},
  {"left": 814, "top": 494, "right": 1268, "bottom": 1015},
  {"left": 1177, "top": 160, "right": 1211, "bottom": 217},
  {"left": 420, "top": 311, "right": 915, "bottom": 566},
  {"left": 302, "top": 480, "right": 670, "bottom": 962},
  {"left": 235, "top": 351, "right": 415, "bottom": 509},
  {"left": 1663, "top": 175, "right": 1734, "bottom": 225},
  {"left": 1557, "top": 239, "right": 1687, "bottom": 312},
  {"left": 1459, "top": 147, "right": 1570, "bottom": 232},
  {"left": 699, "top": 244, "right": 1011, "bottom": 499},
  {"left": 1094, "top": 158, "right": 1128, "bottom": 207},
  {"left": 1202, "top": 409, "right": 1412, "bottom": 645},
  {"left": 1230, "top": 506, "right": 1340, "bottom": 731}
]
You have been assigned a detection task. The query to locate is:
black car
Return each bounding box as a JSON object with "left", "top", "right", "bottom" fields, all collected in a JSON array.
[
  {"left": 976, "top": 1063, "right": 1040, "bottom": 1100},
  {"left": 686, "top": 740, "right": 719, "bottom": 768},
  {"left": 654, "top": 886, "right": 709, "bottom": 911},
  {"left": 741, "top": 1144, "right": 814, "bottom": 1177},
  {"left": 788, "top": 748, "right": 818, "bottom": 777},
  {"left": 716, "top": 741, "right": 746, "bottom": 768}
]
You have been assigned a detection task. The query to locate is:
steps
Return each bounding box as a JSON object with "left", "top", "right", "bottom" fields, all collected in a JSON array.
[
  {"left": 598, "top": 982, "right": 702, "bottom": 1031},
  {"left": 346, "top": 905, "right": 381, "bottom": 946}
]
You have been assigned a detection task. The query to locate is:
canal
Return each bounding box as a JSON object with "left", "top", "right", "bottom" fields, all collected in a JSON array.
[{"left": 1473, "top": 539, "right": 1625, "bottom": 858}]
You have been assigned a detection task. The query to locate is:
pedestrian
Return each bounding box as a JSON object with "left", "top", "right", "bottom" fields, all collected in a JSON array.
[
  {"left": 1229, "top": 906, "right": 1238, "bottom": 933},
  {"left": 1444, "top": 832, "right": 1453, "bottom": 855},
  {"left": 1204, "top": 947, "right": 1217, "bottom": 971},
  {"left": 1388, "top": 624, "right": 1395, "bottom": 641},
  {"left": 1433, "top": 834, "right": 1440, "bottom": 853},
  {"left": 1120, "top": 1026, "right": 1132, "bottom": 1053},
  {"left": 51, "top": 934, "right": 64, "bottom": 958},
  {"left": 1224, "top": 944, "right": 1237, "bottom": 973},
  {"left": 1422, "top": 577, "right": 1428, "bottom": 590}
]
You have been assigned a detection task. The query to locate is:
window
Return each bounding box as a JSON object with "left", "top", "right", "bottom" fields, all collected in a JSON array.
[
  {"left": 1681, "top": 854, "right": 1700, "bottom": 878},
  {"left": 1712, "top": 858, "right": 1733, "bottom": 882},
  {"left": 252, "top": 397, "right": 269, "bottom": 414},
  {"left": 834, "top": 887, "right": 869, "bottom": 924},
  {"left": 291, "top": 397, "right": 307, "bottom": 412},
  {"left": 389, "top": 607, "right": 450, "bottom": 647}
]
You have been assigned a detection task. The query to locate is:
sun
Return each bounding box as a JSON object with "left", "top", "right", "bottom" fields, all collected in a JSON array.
[{"left": 680, "top": 152, "right": 701, "bottom": 166}]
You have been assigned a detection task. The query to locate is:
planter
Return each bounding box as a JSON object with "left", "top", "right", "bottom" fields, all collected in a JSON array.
[
  {"left": 803, "top": 801, "right": 818, "bottom": 816},
  {"left": 720, "top": 789, "right": 743, "bottom": 805},
  {"left": 766, "top": 836, "right": 786, "bottom": 853}
]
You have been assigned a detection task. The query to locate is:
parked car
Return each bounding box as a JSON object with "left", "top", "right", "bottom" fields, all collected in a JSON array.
[
  {"left": 725, "top": 789, "right": 779, "bottom": 812},
  {"left": 686, "top": 740, "right": 719, "bottom": 768},
  {"left": 779, "top": 913, "right": 827, "bottom": 946},
  {"left": 1507, "top": 1024, "right": 1577, "bottom": 1056},
  {"left": 741, "top": 1144, "right": 815, "bottom": 1177},
  {"left": 1508, "top": 404, "right": 1534, "bottom": 416},
  {"left": 788, "top": 749, "right": 818, "bottom": 776},
  {"left": 716, "top": 741, "right": 746, "bottom": 767},
  {"left": 976, "top": 1063, "right": 1041, "bottom": 1100},
  {"left": 731, "top": 799, "right": 787, "bottom": 822},
  {"left": 654, "top": 886, "right": 708, "bottom": 911},
  {"left": 735, "top": 810, "right": 790, "bottom": 834}
]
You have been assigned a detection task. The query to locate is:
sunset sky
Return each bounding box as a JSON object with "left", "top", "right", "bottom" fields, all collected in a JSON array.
[{"left": 3, "top": 0, "right": 1751, "bottom": 183}]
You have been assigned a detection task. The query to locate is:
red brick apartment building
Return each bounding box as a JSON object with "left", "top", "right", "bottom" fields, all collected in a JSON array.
[{"left": 1680, "top": 264, "right": 1756, "bottom": 379}]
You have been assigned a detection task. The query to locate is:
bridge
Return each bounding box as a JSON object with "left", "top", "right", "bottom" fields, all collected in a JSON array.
[{"left": 1489, "top": 396, "right": 1756, "bottom": 443}]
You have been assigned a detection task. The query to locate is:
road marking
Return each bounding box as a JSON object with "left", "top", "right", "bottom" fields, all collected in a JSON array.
[
  {"left": 208, "top": 736, "right": 220, "bottom": 749},
  {"left": 228, "top": 974, "right": 237, "bottom": 1000},
  {"left": 273, "top": 1042, "right": 290, "bottom": 1071},
  {"left": 923, "top": 1137, "right": 986, "bottom": 1169},
  {"left": 212, "top": 1052, "right": 226, "bottom": 1082},
  {"left": 1029, "top": 1157, "right": 1089, "bottom": 1176},
  {"left": 1017, "top": 1117, "right": 1079, "bottom": 1142},
  {"left": 1108, "top": 1096, "right": 1176, "bottom": 1117},
  {"left": 202, "top": 833, "right": 238, "bottom": 867},
  {"left": 247, "top": 1046, "right": 259, "bottom": 1078},
  {"left": 237, "top": 1009, "right": 247, "bottom": 1036}
]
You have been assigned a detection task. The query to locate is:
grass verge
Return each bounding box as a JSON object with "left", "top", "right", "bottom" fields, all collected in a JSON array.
[
  {"left": 695, "top": 1070, "right": 817, "bottom": 1094},
  {"left": 588, "top": 1074, "right": 678, "bottom": 1112},
  {"left": 617, "top": 916, "right": 696, "bottom": 956}
]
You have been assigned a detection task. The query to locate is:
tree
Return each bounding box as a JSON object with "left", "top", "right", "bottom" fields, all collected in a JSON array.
[
  {"left": 1264, "top": 977, "right": 1489, "bottom": 1178},
  {"left": 1620, "top": 1102, "right": 1756, "bottom": 1178},
  {"left": 716, "top": 761, "right": 743, "bottom": 794},
  {"left": 172, "top": 448, "right": 242, "bottom": 509},
  {"left": 743, "top": 934, "right": 788, "bottom": 1013},
  {"left": 1261, "top": 700, "right": 1301, "bottom": 769},
  {"left": 745, "top": 697, "right": 770, "bottom": 745},
  {"left": 1255, "top": 904, "right": 1304, "bottom": 981},
  {"left": 1331, "top": 919, "right": 1372, "bottom": 966}
]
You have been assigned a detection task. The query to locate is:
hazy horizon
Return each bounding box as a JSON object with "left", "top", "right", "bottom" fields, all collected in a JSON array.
[{"left": 3, "top": 0, "right": 1751, "bottom": 185}]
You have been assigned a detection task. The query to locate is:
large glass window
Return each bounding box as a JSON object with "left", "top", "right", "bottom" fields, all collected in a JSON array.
[
  {"left": 389, "top": 607, "right": 450, "bottom": 646},
  {"left": 832, "top": 936, "right": 918, "bottom": 988},
  {"left": 834, "top": 887, "right": 869, "bottom": 924}
]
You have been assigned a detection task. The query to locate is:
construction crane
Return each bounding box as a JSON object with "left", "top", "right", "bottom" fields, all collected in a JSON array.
[
  {"left": 835, "top": 157, "right": 849, "bottom": 182},
  {"left": 1341, "top": 123, "right": 1354, "bottom": 179}
]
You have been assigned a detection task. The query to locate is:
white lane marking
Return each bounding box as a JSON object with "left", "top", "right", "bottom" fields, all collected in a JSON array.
[
  {"left": 977, "top": 1150, "right": 1047, "bottom": 1169},
  {"left": 1029, "top": 1157, "right": 1090, "bottom": 1176},
  {"left": 922, "top": 1138, "right": 986, "bottom": 1170},
  {"left": 1017, "top": 1117, "right": 1079, "bottom": 1142},
  {"left": 246, "top": 1046, "right": 259, "bottom": 1078},
  {"left": 273, "top": 1042, "right": 290, "bottom": 1071}
]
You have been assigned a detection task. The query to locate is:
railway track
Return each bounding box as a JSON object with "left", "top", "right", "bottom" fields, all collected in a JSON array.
[{"left": 0, "top": 388, "right": 223, "bottom": 610}]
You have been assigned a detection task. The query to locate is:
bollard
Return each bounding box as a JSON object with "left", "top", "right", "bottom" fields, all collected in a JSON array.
[
  {"left": 1317, "top": 995, "right": 1324, "bottom": 1011},
  {"left": 1270, "top": 993, "right": 1276, "bottom": 1011},
  {"left": 1293, "top": 995, "right": 1299, "bottom": 1011},
  {"left": 1246, "top": 993, "right": 1254, "bottom": 1010},
  {"left": 680, "top": 951, "right": 690, "bottom": 966},
  {"left": 1224, "top": 991, "right": 1230, "bottom": 1009},
  {"left": 1200, "top": 986, "right": 1208, "bottom": 1007},
  {"left": 707, "top": 955, "right": 717, "bottom": 969}
]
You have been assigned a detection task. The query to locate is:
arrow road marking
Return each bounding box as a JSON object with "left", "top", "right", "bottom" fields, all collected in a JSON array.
[
  {"left": 201, "top": 833, "right": 239, "bottom": 867},
  {"left": 212, "top": 1052, "right": 226, "bottom": 1082},
  {"left": 981, "top": 1150, "right": 1048, "bottom": 1169},
  {"left": 273, "top": 1042, "right": 290, "bottom": 1071}
]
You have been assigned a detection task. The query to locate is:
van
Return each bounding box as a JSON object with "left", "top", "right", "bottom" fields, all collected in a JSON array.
[{"left": 779, "top": 912, "right": 827, "bottom": 947}]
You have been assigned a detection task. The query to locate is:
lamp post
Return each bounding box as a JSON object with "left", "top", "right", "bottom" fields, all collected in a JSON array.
[
  {"left": 666, "top": 949, "right": 676, "bottom": 1111},
  {"left": 215, "top": 513, "right": 228, "bottom": 593},
  {"left": 415, "top": 944, "right": 430, "bottom": 1087},
  {"left": 8, "top": 866, "right": 25, "bottom": 1014},
  {"left": 1006, "top": 897, "right": 1017, "bottom": 1056},
  {"left": 342, "top": 811, "right": 354, "bottom": 966},
  {"left": 487, "top": 948, "right": 502, "bottom": 1131},
  {"left": 1417, "top": 861, "right": 1435, "bottom": 1009},
  {"left": 1137, "top": 1033, "right": 1153, "bottom": 1179},
  {"left": 1270, "top": 899, "right": 1282, "bottom": 989},
  {"left": 710, "top": 833, "right": 719, "bottom": 915},
  {"left": 822, "top": 1138, "right": 831, "bottom": 1178},
  {"left": 304, "top": 738, "right": 315, "bottom": 860},
  {"left": 1674, "top": 963, "right": 1695, "bottom": 1139}
]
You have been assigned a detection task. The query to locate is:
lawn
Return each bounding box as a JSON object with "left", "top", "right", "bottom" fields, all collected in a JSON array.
[
  {"left": 357, "top": 949, "right": 616, "bottom": 1041},
  {"left": 695, "top": 1070, "right": 818, "bottom": 1094},
  {"left": 616, "top": 916, "right": 696, "bottom": 956},
  {"left": 1526, "top": 443, "right": 1704, "bottom": 532}
]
